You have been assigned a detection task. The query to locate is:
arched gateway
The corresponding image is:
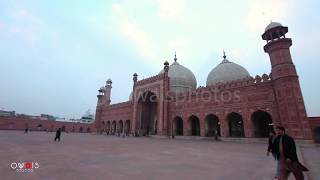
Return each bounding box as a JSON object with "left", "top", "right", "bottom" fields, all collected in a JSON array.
[
  {"left": 188, "top": 115, "right": 200, "bottom": 136},
  {"left": 314, "top": 127, "right": 320, "bottom": 143},
  {"left": 124, "top": 120, "right": 130, "bottom": 135},
  {"left": 251, "top": 110, "right": 273, "bottom": 137},
  {"left": 136, "top": 91, "right": 158, "bottom": 136},
  {"left": 173, "top": 116, "right": 183, "bottom": 136},
  {"left": 205, "top": 114, "right": 220, "bottom": 137},
  {"left": 227, "top": 112, "right": 244, "bottom": 137},
  {"left": 118, "top": 120, "right": 124, "bottom": 133}
]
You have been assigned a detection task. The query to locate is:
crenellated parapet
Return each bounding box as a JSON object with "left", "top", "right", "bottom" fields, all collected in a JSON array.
[
  {"left": 168, "top": 73, "right": 272, "bottom": 99},
  {"left": 208, "top": 73, "right": 272, "bottom": 90},
  {"left": 135, "top": 74, "right": 164, "bottom": 86}
]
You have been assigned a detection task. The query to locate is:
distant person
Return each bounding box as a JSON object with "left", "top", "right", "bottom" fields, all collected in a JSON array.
[
  {"left": 54, "top": 128, "right": 62, "bottom": 142},
  {"left": 24, "top": 128, "right": 28, "bottom": 134},
  {"left": 273, "top": 126, "right": 308, "bottom": 180},
  {"left": 214, "top": 129, "right": 219, "bottom": 141},
  {"left": 267, "top": 131, "right": 279, "bottom": 179}
]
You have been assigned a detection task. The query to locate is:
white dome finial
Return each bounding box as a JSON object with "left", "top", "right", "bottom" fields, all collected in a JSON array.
[{"left": 221, "top": 50, "right": 230, "bottom": 64}]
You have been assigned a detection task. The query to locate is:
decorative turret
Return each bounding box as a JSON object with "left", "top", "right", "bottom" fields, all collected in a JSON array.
[
  {"left": 96, "top": 78, "right": 112, "bottom": 106},
  {"left": 97, "top": 86, "right": 105, "bottom": 105},
  {"left": 262, "top": 22, "right": 296, "bottom": 80},
  {"left": 262, "top": 22, "right": 312, "bottom": 139},
  {"left": 105, "top": 78, "right": 112, "bottom": 105},
  {"left": 164, "top": 61, "right": 169, "bottom": 73},
  {"left": 133, "top": 73, "right": 138, "bottom": 82}
]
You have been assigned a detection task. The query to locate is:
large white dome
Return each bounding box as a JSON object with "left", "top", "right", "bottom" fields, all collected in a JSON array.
[
  {"left": 160, "top": 56, "right": 197, "bottom": 93},
  {"left": 206, "top": 55, "right": 250, "bottom": 86}
]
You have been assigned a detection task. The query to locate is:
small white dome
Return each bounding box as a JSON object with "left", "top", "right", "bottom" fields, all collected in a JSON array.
[
  {"left": 206, "top": 55, "right": 250, "bottom": 86},
  {"left": 265, "top": 22, "right": 282, "bottom": 32},
  {"left": 159, "top": 56, "right": 197, "bottom": 93}
]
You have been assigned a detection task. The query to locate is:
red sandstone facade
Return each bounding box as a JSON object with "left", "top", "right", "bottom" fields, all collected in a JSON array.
[
  {"left": 95, "top": 23, "right": 320, "bottom": 142},
  {"left": 0, "top": 116, "right": 94, "bottom": 133}
]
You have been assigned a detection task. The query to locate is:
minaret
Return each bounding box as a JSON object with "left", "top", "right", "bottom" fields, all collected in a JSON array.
[
  {"left": 97, "top": 86, "right": 105, "bottom": 105},
  {"left": 262, "top": 22, "right": 312, "bottom": 139},
  {"left": 95, "top": 86, "right": 105, "bottom": 133},
  {"left": 163, "top": 60, "right": 170, "bottom": 136},
  {"left": 105, "top": 78, "right": 112, "bottom": 105}
]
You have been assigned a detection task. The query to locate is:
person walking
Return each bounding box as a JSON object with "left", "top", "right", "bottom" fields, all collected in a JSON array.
[
  {"left": 267, "top": 131, "right": 279, "bottom": 179},
  {"left": 54, "top": 128, "right": 62, "bottom": 142},
  {"left": 273, "top": 126, "right": 308, "bottom": 180}
]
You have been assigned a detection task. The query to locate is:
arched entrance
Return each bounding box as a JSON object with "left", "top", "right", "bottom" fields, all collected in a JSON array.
[
  {"left": 111, "top": 121, "right": 116, "bottom": 134},
  {"left": 251, "top": 110, "right": 273, "bottom": 137},
  {"left": 118, "top": 120, "right": 124, "bottom": 133},
  {"left": 314, "top": 127, "right": 320, "bottom": 143},
  {"left": 37, "top": 124, "right": 43, "bottom": 131},
  {"left": 125, "top": 120, "right": 130, "bottom": 135},
  {"left": 101, "top": 121, "right": 105, "bottom": 133},
  {"left": 173, "top": 116, "right": 183, "bottom": 136},
  {"left": 205, "top": 114, "right": 220, "bottom": 137},
  {"left": 79, "top": 127, "right": 83, "bottom": 133},
  {"left": 106, "top": 121, "right": 111, "bottom": 134},
  {"left": 136, "top": 91, "right": 158, "bottom": 136},
  {"left": 188, "top": 115, "right": 200, "bottom": 136},
  {"left": 227, "top": 112, "right": 244, "bottom": 137}
]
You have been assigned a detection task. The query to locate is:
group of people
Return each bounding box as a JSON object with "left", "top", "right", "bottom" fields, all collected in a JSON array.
[{"left": 267, "top": 126, "right": 308, "bottom": 180}]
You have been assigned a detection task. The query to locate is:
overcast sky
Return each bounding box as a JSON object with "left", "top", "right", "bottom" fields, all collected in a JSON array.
[{"left": 0, "top": 0, "right": 319, "bottom": 119}]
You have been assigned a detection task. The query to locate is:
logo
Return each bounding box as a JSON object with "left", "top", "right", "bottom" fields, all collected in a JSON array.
[{"left": 10, "top": 161, "right": 40, "bottom": 173}]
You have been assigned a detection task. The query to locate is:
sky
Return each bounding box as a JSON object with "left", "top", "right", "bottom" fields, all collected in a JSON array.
[{"left": 0, "top": 0, "right": 319, "bottom": 119}]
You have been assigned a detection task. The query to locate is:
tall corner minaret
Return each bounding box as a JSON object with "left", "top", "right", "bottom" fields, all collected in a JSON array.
[
  {"left": 97, "top": 86, "right": 105, "bottom": 106},
  {"left": 262, "top": 22, "right": 312, "bottom": 139},
  {"left": 95, "top": 86, "right": 104, "bottom": 133},
  {"left": 105, "top": 78, "right": 112, "bottom": 105}
]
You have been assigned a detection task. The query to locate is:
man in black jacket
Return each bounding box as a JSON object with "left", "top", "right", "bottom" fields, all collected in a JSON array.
[
  {"left": 54, "top": 128, "right": 62, "bottom": 142},
  {"left": 267, "top": 131, "right": 279, "bottom": 178},
  {"left": 273, "top": 126, "right": 307, "bottom": 180}
]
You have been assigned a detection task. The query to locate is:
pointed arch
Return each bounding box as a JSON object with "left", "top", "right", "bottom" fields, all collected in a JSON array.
[
  {"left": 227, "top": 112, "right": 244, "bottom": 137},
  {"left": 205, "top": 114, "right": 220, "bottom": 137},
  {"left": 173, "top": 116, "right": 183, "bottom": 136},
  {"left": 251, "top": 110, "right": 273, "bottom": 137},
  {"left": 188, "top": 115, "right": 200, "bottom": 136}
]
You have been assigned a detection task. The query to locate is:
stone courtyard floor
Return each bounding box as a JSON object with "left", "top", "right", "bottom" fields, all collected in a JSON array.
[{"left": 0, "top": 131, "right": 318, "bottom": 180}]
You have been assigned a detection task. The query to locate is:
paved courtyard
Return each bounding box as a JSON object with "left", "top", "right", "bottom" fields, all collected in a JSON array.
[{"left": 0, "top": 131, "right": 318, "bottom": 180}]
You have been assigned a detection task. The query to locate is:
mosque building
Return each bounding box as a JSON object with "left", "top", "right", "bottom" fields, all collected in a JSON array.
[{"left": 95, "top": 22, "right": 320, "bottom": 142}]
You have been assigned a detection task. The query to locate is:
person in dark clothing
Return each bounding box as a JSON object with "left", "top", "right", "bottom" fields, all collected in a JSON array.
[
  {"left": 24, "top": 128, "right": 28, "bottom": 134},
  {"left": 273, "top": 126, "right": 308, "bottom": 180},
  {"left": 54, "top": 128, "right": 62, "bottom": 142},
  {"left": 267, "top": 131, "right": 279, "bottom": 178},
  {"left": 267, "top": 131, "right": 276, "bottom": 155}
]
